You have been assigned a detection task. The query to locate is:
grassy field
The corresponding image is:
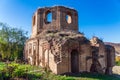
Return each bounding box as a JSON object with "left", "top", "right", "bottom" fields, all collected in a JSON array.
[{"left": 0, "top": 62, "right": 119, "bottom": 80}]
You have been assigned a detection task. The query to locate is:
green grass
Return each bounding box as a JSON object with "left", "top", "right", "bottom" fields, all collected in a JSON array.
[
  {"left": 76, "top": 73, "right": 119, "bottom": 80},
  {"left": 116, "top": 61, "right": 120, "bottom": 66},
  {"left": 0, "top": 62, "right": 120, "bottom": 80}
]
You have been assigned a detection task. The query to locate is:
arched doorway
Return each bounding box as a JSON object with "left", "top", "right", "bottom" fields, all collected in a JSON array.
[{"left": 71, "top": 49, "right": 79, "bottom": 73}]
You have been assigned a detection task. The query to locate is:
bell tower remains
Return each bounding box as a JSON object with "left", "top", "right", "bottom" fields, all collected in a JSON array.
[{"left": 31, "top": 6, "right": 78, "bottom": 37}]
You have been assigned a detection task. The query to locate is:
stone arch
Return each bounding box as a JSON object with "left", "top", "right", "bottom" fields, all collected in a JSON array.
[
  {"left": 65, "top": 12, "right": 72, "bottom": 24},
  {"left": 71, "top": 49, "right": 79, "bottom": 73},
  {"left": 45, "top": 10, "right": 52, "bottom": 24}
]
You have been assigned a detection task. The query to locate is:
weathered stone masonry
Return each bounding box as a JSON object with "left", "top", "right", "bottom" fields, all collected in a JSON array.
[{"left": 24, "top": 6, "right": 115, "bottom": 75}]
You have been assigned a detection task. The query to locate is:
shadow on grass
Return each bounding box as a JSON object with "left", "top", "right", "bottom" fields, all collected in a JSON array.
[
  {"left": 62, "top": 72, "right": 120, "bottom": 80},
  {"left": 0, "top": 72, "right": 42, "bottom": 80},
  {"left": 113, "top": 74, "right": 120, "bottom": 78}
]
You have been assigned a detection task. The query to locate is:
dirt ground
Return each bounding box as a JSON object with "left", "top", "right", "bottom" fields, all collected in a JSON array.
[
  {"left": 112, "top": 66, "right": 120, "bottom": 78},
  {"left": 113, "top": 66, "right": 120, "bottom": 74}
]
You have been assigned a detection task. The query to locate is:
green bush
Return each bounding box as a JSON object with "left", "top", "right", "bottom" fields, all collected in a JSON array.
[
  {"left": 0, "top": 62, "right": 42, "bottom": 79},
  {"left": 116, "top": 61, "right": 120, "bottom": 66},
  {"left": 27, "top": 73, "right": 42, "bottom": 80},
  {"left": 0, "top": 62, "right": 5, "bottom": 70},
  {"left": 0, "top": 69, "right": 11, "bottom": 80},
  {"left": 12, "top": 67, "right": 27, "bottom": 78}
]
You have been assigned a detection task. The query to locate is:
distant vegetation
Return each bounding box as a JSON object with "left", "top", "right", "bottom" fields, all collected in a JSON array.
[{"left": 0, "top": 22, "right": 28, "bottom": 61}]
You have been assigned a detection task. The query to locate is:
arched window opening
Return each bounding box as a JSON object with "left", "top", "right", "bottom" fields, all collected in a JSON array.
[
  {"left": 66, "top": 14, "right": 72, "bottom": 24},
  {"left": 46, "top": 11, "right": 52, "bottom": 24}
]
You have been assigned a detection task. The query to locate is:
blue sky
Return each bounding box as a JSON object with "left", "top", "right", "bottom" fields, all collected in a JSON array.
[{"left": 0, "top": 0, "right": 120, "bottom": 43}]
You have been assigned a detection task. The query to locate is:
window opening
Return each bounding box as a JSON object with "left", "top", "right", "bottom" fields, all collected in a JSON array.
[
  {"left": 46, "top": 12, "right": 52, "bottom": 23},
  {"left": 66, "top": 14, "right": 72, "bottom": 24}
]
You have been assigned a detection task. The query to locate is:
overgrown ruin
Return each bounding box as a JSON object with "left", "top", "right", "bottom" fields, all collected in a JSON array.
[{"left": 24, "top": 6, "right": 115, "bottom": 75}]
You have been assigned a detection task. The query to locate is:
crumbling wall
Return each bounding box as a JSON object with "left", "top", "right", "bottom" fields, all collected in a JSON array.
[
  {"left": 80, "top": 44, "right": 92, "bottom": 72},
  {"left": 105, "top": 45, "right": 115, "bottom": 75},
  {"left": 90, "top": 37, "right": 106, "bottom": 73},
  {"left": 25, "top": 39, "right": 38, "bottom": 65},
  {"left": 31, "top": 6, "right": 78, "bottom": 38},
  {"left": 25, "top": 32, "right": 115, "bottom": 75},
  {"left": 90, "top": 37, "right": 115, "bottom": 74},
  {"left": 55, "top": 37, "right": 92, "bottom": 74}
]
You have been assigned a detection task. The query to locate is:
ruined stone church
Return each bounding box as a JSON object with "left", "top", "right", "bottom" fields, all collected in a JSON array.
[{"left": 24, "top": 6, "right": 115, "bottom": 75}]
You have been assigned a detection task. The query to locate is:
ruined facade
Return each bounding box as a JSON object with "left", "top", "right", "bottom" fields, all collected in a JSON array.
[{"left": 24, "top": 6, "right": 115, "bottom": 75}]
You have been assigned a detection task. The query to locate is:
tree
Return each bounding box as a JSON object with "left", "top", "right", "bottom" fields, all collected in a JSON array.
[{"left": 0, "top": 22, "right": 28, "bottom": 61}]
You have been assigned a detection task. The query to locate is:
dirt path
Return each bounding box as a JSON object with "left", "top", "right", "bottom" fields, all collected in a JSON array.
[
  {"left": 113, "top": 66, "right": 120, "bottom": 74},
  {"left": 112, "top": 66, "right": 120, "bottom": 78}
]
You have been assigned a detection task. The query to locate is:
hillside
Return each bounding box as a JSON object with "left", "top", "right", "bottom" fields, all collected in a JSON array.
[{"left": 105, "top": 42, "right": 120, "bottom": 56}]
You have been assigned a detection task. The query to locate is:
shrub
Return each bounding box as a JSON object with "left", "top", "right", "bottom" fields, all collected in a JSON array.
[
  {"left": 116, "top": 61, "right": 120, "bottom": 66},
  {"left": 12, "top": 67, "right": 27, "bottom": 78}
]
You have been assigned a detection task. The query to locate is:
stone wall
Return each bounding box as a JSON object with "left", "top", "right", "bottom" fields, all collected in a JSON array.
[{"left": 105, "top": 45, "right": 115, "bottom": 74}]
